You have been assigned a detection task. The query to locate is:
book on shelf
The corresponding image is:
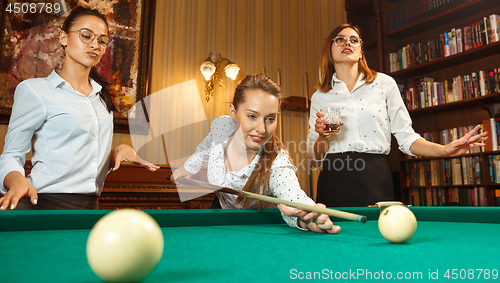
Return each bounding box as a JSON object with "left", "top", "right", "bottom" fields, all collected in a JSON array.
[
  {"left": 485, "top": 154, "right": 500, "bottom": 184},
  {"left": 400, "top": 68, "right": 500, "bottom": 110},
  {"left": 474, "top": 21, "right": 482, "bottom": 48},
  {"left": 388, "top": 13, "right": 500, "bottom": 73},
  {"left": 486, "top": 16, "right": 493, "bottom": 44},
  {"left": 456, "top": 28, "right": 463, "bottom": 53},
  {"left": 450, "top": 29, "right": 457, "bottom": 56},
  {"left": 408, "top": 186, "right": 487, "bottom": 206},
  {"left": 491, "top": 14, "right": 499, "bottom": 43},
  {"left": 466, "top": 24, "right": 473, "bottom": 51},
  {"left": 482, "top": 117, "right": 500, "bottom": 151},
  {"left": 481, "top": 16, "right": 488, "bottom": 46}
]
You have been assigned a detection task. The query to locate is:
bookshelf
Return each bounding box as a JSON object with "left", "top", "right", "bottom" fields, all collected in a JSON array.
[
  {"left": 386, "top": 0, "right": 498, "bottom": 38},
  {"left": 389, "top": 41, "right": 500, "bottom": 79},
  {"left": 345, "top": 0, "right": 384, "bottom": 72},
  {"left": 380, "top": 0, "right": 500, "bottom": 206},
  {"left": 388, "top": 0, "right": 500, "bottom": 206}
]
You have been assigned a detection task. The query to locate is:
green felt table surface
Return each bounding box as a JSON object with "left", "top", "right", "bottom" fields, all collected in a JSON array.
[{"left": 1, "top": 207, "right": 500, "bottom": 283}]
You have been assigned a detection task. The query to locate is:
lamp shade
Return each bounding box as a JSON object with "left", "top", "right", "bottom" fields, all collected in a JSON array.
[
  {"left": 200, "top": 60, "right": 216, "bottom": 80},
  {"left": 224, "top": 63, "right": 240, "bottom": 80}
]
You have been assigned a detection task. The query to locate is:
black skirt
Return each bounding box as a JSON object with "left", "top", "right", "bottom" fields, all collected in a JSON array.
[
  {"left": 316, "top": 152, "right": 394, "bottom": 207},
  {"left": 15, "top": 193, "right": 99, "bottom": 210}
]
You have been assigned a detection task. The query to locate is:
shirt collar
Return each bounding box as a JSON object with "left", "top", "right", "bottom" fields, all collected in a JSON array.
[
  {"left": 47, "top": 70, "right": 65, "bottom": 88},
  {"left": 331, "top": 72, "right": 366, "bottom": 90},
  {"left": 47, "top": 70, "right": 103, "bottom": 97}
]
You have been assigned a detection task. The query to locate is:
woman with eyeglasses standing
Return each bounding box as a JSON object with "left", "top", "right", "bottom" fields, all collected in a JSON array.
[
  {"left": 307, "top": 24, "right": 488, "bottom": 207},
  {"left": 0, "top": 6, "right": 159, "bottom": 210}
]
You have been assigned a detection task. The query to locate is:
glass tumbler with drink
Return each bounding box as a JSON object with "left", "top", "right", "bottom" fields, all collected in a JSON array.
[{"left": 321, "top": 107, "right": 341, "bottom": 136}]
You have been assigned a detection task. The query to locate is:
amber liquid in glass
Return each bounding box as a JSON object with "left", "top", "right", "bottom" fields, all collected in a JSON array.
[{"left": 324, "top": 123, "right": 340, "bottom": 135}]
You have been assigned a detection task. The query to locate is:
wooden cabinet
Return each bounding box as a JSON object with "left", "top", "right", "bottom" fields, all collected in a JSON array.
[{"left": 100, "top": 165, "right": 214, "bottom": 209}]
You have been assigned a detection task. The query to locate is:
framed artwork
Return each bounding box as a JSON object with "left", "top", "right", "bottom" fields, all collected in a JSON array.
[{"left": 0, "top": 0, "right": 155, "bottom": 133}]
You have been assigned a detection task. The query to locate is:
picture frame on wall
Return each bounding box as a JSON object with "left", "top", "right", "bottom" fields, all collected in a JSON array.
[{"left": 0, "top": 0, "right": 155, "bottom": 133}]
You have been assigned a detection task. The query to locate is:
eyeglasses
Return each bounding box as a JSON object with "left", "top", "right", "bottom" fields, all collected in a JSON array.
[
  {"left": 332, "top": 35, "right": 362, "bottom": 47},
  {"left": 68, "top": 28, "right": 109, "bottom": 49}
]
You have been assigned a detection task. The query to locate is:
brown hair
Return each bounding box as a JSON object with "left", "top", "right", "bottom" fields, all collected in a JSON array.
[
  {"left": 61, "top": 6, "right": 116, "bottom": 113},
  {"left": 232, "top": 74, "right": 293, "bottom": 209},
  {"left": 316, "top": 24, "right": 377, "bottom": 93}
]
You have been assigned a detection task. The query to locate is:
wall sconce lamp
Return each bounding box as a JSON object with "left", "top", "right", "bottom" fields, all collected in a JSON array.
[{"left": 200, "top": 52, "right": 240, "bottom": 102}]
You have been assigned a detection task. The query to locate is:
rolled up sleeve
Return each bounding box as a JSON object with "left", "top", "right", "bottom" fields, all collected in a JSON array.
[{"left": 385, "top": 77, "right": 423, "bottom": 156}]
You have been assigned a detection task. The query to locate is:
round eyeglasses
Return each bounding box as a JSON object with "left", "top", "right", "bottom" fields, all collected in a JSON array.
[
  {"left": 68, "top": 28, "right": 109, "bottom": 49},
  {"left": 332, "top": 35, "right": 362, "bottom": 47}
]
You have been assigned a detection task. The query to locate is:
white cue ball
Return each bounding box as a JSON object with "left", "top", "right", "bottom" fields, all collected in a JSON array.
[
  {"left": 378, "top": 205, "right": 417, "bottom": 244},
  {"left": 87, "top": 209, "right": 164, "bottom": 282}
]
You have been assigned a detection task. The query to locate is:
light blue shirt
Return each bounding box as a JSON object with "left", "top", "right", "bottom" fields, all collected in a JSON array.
[{"left": 0, "top": 71, "right": 113, "bottom": 195}]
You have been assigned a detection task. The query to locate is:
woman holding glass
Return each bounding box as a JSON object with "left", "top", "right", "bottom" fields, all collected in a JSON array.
[{"left": 307, "top": 24, "right": 488, "bottom": 207}]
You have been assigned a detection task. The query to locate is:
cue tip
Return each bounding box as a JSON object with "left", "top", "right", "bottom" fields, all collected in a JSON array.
[{"left": 359, "top": 216, "right": 367, "bottom": 223}]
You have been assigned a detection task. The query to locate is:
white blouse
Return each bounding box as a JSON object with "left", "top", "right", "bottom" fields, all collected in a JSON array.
[
  {"left": 307, "top": 72, "right": 422, "bottom": 163},
  {"left": 184, "top": 116, "right": 315, "bottom": 229}
]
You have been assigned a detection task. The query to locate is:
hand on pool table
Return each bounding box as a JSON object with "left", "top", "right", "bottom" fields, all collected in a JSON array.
[
  {"left": 109, "top": 145, "right": 159, "bottom": 172},
  {"left": 279, "top": 203, "right": 341, "bottom": 234},
  {"left": 0, "top": 171, "right": 38, "bottom": 210}
]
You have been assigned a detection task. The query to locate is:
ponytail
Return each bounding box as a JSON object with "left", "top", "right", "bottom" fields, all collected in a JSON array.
[
  {"left": 90, "top": 67, "right": 116, "bottom": 113},
  {"left": 236, "top": 134, "right": 293, "bottom": 209}
]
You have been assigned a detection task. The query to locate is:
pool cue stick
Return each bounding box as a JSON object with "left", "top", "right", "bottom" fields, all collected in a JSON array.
[
  {"left": 277, "top": 68, "right": 283, "bottom": 140},
  {"left": 175, "top": 177, "right": 367, "bottom": 223},
  {"left": 304, "top": 72, "right": 312, "bottom": 199},
  {"left": 304, "top": 72, "right": 309, "bottom": 110},
  {"left": 160, "top": 134, "right": 169, "bottom": 164}
]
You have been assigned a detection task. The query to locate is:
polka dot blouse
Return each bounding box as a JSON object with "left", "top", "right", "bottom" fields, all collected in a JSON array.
[
  {"left": 307, "top": 72, "right": 422, "bottom": 163},
  {"left": 184, "top": 116, "right": 315, "bottom": 229}
]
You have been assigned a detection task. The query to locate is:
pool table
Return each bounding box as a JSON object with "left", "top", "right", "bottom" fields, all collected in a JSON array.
[{"left": 1, "top": 207, "right": 500, "bottom": 282}]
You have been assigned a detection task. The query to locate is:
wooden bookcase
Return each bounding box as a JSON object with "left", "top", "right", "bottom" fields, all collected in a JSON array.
[
  {"left": 347, "top": 0, "right": 500, "bottom": 206},
  {"left": 346, "top": 0, "right": 384, "bottom": 72}
]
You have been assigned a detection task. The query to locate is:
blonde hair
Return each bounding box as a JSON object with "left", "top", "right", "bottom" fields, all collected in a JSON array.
[
  {"left": 316, "top": 24, "right": 377, "bottom": 93},
  {"left": 232, "top": 74, "right": 293, "bottom": 209}
]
